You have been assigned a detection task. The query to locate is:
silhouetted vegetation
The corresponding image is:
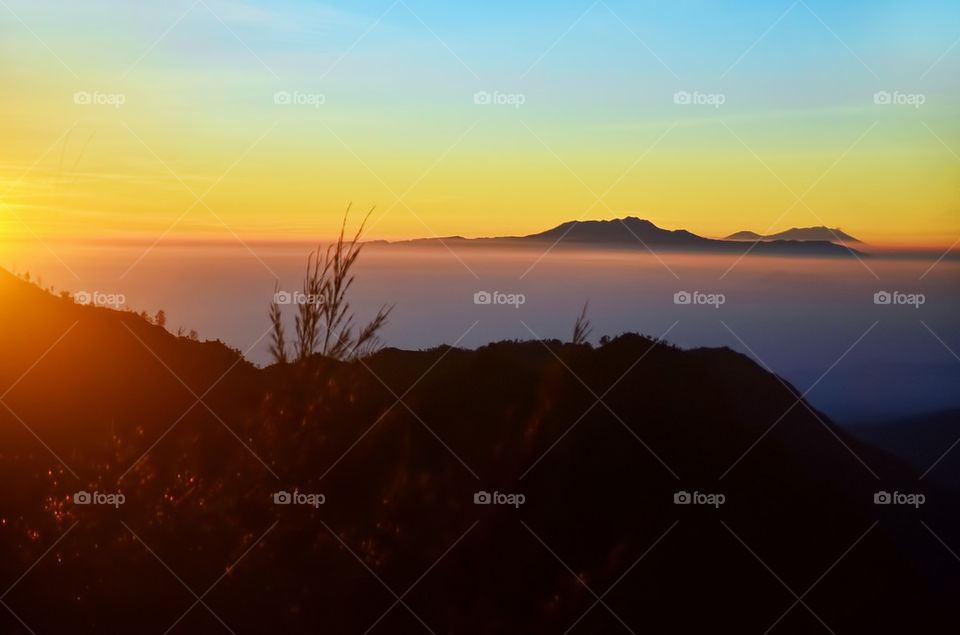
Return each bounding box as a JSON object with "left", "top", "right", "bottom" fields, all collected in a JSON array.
[
  {"left": 268, "top": 282, "right": 288, "bottom": 365},
  {"left": 270, "top": 206, "right": 393, "bottom": 364},
  {"left": 572, "top": 300, "right": 592, "bottom": 345}
]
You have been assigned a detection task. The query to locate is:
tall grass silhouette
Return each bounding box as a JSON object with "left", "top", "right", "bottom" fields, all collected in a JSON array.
[{"left": 269, "top": 205, "right": 393, "bottom": 363}]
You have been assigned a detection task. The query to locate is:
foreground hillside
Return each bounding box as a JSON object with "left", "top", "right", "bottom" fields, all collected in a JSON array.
[{"left": 0, "top": 268, "right": 956, "bottom": 633}]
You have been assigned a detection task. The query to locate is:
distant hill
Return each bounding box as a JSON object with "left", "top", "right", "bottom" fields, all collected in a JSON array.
[
  {"left": 374, "top": 217, "right": 865, "bottom": 257},
  {"left": 848, "top": 410, "right": 960, "bottom": 493},
  {"left": 726, "top": 230, "right": 764, "bottom": 240},
  {"left": 726, "top": 226, "right": 862, "bottom": 243},
  {"left": 0, "top": 267, "right": 956, "bottom": 631}
]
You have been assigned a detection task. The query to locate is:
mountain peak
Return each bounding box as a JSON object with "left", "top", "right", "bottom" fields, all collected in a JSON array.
[
  {"left": 725, "top": 226, "right": 861, "bottom": 243},
  {"left": 524, "top": 217, "right": 706, "bottom": 245}
]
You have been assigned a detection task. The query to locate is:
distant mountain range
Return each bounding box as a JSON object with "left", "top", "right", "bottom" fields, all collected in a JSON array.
[
  {"left": 726, "top": 226, "right": 861, "bottom": 243},
  {"left": 371, "top": 217, "right": 865, "bottom": 257}
]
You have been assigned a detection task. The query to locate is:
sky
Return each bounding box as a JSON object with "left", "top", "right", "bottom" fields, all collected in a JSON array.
[{"left": 0, "top": 0, "right": 958, "bottom": 250}]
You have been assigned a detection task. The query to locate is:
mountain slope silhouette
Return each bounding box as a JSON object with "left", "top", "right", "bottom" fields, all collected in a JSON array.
[{"left": 0, "top": 267, "right": 955, "bottom": 633}]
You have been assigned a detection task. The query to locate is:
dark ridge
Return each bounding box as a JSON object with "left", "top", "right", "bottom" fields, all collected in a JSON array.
[{"left": 0, "top": 268, "right": 954, "bottom": 632}]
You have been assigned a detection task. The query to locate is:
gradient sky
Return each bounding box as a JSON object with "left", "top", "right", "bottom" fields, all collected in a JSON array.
[{"left": 1, "top": 0, "right": 958, "bottom": 249}]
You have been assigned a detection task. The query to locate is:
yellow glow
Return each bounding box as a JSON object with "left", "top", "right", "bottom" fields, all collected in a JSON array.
[
  {"left": 1, "top": 17, "right": 957, "bottom": 252},
  {"left": 1, "top": 104, "right": 955, "bottom": 250}
]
